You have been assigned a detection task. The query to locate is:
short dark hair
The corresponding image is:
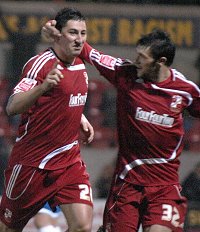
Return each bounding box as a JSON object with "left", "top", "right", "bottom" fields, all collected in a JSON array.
[
  {"left": 136, "top": 29, "right": 176, "bottom": 66},
  {"left": 55, "top": 7, "right": 86, "bottom": 32}
]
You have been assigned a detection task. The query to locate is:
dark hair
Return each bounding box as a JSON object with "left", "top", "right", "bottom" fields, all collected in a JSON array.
[
  {"left": 55, "top": 7, "right": 86, "bottom": 32},
  {"left": 136, "top": 29, "right": 176, "bottom": 66}
]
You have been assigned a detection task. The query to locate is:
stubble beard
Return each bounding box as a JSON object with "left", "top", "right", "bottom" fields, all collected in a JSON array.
[{"left": 141, "top": 62, "right": 160, "bottom": 82}]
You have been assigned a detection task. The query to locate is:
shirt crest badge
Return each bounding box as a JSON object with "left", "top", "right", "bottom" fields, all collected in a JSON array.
[{"left": 170, "top": 95, "right": 182, "bottom": 112}]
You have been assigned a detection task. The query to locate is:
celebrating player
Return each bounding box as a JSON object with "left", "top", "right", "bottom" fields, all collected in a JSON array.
[
  {"left": 43, "top": 23, "right": 200, "bottom": 232},
  {"left": 0, "top": 7, "right": 94, "bottom": 232},
  {"left": 82, "top": 29, "right": 200, "bottom": 232}
]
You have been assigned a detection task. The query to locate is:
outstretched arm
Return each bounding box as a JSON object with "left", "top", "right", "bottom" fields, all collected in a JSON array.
[
  {"left": 80, "top": 42, "right": 137, "bottom": 85},
  {"left": 41, "top": 20, "right": 137, "bottom": 85}
]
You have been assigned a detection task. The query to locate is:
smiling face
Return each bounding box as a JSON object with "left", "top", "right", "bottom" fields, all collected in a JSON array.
[
  {"left": 134, "top": 45, "right": 161, "bottom": 82},
  {"left": 54, "top": 19, "right": 87, "bottom": 63}
]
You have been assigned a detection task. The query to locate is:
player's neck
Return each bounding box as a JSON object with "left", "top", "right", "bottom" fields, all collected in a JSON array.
[
  {"left": 52, "top": 47, "right": 75, "bottom": 65},
  {"left": 157, "top": 67, "right": 171, "bottom": 83}
]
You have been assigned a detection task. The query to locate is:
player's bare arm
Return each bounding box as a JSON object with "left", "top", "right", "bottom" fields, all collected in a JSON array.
[
  {"left": 80, "top": 114, "right": 94, "bottom": 144},
  {"left": 6, "top": 61, "right": 64, "bottom": 116}
]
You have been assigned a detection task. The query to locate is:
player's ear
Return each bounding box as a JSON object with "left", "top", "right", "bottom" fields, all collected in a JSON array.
[{"left": 158, "top": 57, "right": 167, "bottom": 65}]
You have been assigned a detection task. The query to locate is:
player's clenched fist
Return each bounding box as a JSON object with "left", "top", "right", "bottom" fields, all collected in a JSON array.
[
  {"left": 41, "top": 60, "right": 64, "bottom": 91},
  {"left": 41, "top": 20, "right": 61, "bottom": 42}
]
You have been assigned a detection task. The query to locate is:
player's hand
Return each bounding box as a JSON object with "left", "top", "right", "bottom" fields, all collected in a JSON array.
[
  {"left": 80, "top": 114, "right": 94, "bottom": 144},
  {"left": 41, "top": 60, "right": 64, "bottom": 91},
  {"left": 41, "top": 20, "right": 61, "bottom": 42}
]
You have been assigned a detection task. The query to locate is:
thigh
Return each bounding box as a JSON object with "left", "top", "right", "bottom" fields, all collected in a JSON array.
[
  {"left": 61, "top": 203, "right": 93, "bottom": 230},
  {"left": 0, "top": 221, "right": 22, "bottom": 232},
  {"left": 53, "top": 159, "right": 93, "bottom": 231},
  {"left": 142, "top": 185, "right": 187, "bottom": 232},
  {"left": 53, "top": 160, "right": 93, "bottom": 208},
  {"left": 103, "top": 177, "right": 142, "bottom": 232}
]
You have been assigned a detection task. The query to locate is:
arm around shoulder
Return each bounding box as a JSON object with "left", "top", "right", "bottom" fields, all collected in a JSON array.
[{"left": 80, "top": 42, "right": 94, "bottom": 64}]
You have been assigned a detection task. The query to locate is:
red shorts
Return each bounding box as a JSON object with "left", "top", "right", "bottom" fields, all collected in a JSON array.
[
  {"left": 103, "top": 177, "right": 187, "bottom": 232},
  {"left": 0, "top": 158, "right": 93, "bottom": 230}
]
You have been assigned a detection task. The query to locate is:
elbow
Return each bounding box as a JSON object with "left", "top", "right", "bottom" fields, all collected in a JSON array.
[
  {"left": 6, "top": 100, "right": 18, "bottom": 116},
  {"left": 6, "top": 95, "right": 19, "bottom": 116},
  {"left": 6, "top": 105, "right": 16, "bottom": 116}
]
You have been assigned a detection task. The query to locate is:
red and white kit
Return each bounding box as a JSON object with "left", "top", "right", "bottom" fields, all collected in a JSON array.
[
  {"left": 0, "top": 48, "right": 92, "bottom": 230},
  {"left": 10, "top": 48, "right": 89, "bottom": 170},
  {"left": 81, "top": 43, "right": 200, "bottom": 231}
]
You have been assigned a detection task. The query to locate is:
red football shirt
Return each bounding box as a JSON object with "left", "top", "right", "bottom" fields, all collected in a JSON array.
[
  {"left": 9, "top": 48, "right": 88, "bottom": 170},
  {"left": 81, "top": 42, "right": 200, "bottom": 186}
]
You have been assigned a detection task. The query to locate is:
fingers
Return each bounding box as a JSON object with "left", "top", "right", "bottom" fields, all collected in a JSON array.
[
  {"left": 52, "top": 59, "right": 60, "bottom": 69},
  {"left": 41, "top": 20, "right": 61, "bottom": 42},
  {"left": 51, "top": 60, "right": 64, "bottom": 77},
  {"left": 86, "top": 124, "right": 94, "bottom": 143},
  {"left": 47, "top": 73, "right": 62, "bottom": 85},
  {"left": 80, "top": 114, "right": 94, "bottom": 144},
  {"left": 81, "top": 120, "right": 89, "bottom": 132},
  {"left": 81, "top": 124, "right": 94, "bottom": 144},
  {"left": 48, "top": 20, "right": 57, "bottom": 27},
  {"left": 42, "top": 20, "right": 61, "bottom": 41},
  {"left": 43, "top": 60, "right": 64, "bottom": 90}
]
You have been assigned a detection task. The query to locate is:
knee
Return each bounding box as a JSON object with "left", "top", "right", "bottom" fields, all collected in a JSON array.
[
  {"left": 0, "top": 221, "right": 8, "bottom": 232},
  {"left": 68, "top": 221, "right": 92, "bottom": 232},
  {"left": 0, "top": 220, "right": 21, "bottom": 232}
]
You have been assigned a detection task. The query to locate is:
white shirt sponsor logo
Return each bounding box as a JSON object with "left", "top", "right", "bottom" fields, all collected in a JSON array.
[
  {"left": 135, "top": 107, "right": 174, "bottom": 127},
  {"left": 69, "top": 93, "right": 87, "bottom": 107}
]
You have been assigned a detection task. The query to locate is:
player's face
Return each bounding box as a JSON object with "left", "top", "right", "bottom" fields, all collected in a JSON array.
[
  {"left": 134, "top": 46, "right": 160, "bottom": 82},
  {"left": 58, "top": 19, "right": 87, "bottom": 61}
]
